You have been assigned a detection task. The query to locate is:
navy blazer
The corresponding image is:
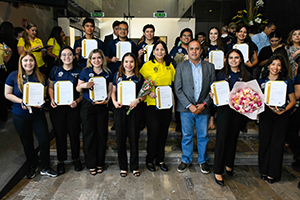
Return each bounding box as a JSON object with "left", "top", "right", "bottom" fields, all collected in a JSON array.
[{"left": 174, "top": 59, "right": 216, "bottom": 114}]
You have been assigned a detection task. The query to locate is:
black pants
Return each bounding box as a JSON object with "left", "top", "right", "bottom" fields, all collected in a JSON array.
[
  {"left": 50, "top": 105, "right": 81, "bottom": 161},
  {"left": 0, "top": 68, "right": 7, "bottom": 121},
  {"left": 214, "top": 105, "right": 246, "bottom": 174},
  {"left": 12, "top": 111, "right": 50, "bottom": 170},
  {"left": 259, "top": 106, "right": 290, "bottom": 180},
  {"left": 145, "top": 106, "right": 172, "bottom": 164},
  {"left": 113, "top": 105, "right": 141, "bottom": 171},
  {"left": 286, "top": 107, "right": 300, "bottom": 155},
  {"left": 80, "top": 98, "right": 108, "bottom": 169}
]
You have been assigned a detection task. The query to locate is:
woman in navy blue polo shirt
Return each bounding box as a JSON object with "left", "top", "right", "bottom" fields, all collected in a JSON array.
[
  {"left": 111, "top": 52, "right": 145, "bottom": 177},
  {"left": 258, "top": 55, "right": 296, "bottom": 183},
  {"left": 4, "top": 52, "right": 57, "bottom": 179},
  {"left": 76, "top": 49, "right": 112, "bottom": 175},
  {"left": 48, "top": 46, "right": 82, "bottom": 175}
]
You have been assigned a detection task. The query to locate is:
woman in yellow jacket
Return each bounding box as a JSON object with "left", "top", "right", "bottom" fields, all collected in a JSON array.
[{"left": 140, "top": 41, "right": 175, "bottom": 172}]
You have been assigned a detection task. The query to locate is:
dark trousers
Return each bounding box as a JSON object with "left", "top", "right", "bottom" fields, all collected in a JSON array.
[
  {"left": 286, "top": 108, "right": 300, "bottom": 155},
  {"left": 145, "top": 106, "right": 172, "bottom": 164},
  {"left": 80, "top": 99, "right": 108, "bottom": 169},
  {"left": 214, "top": 105, "right": 245, "bottom": 174},
  {"left": 50, "top": 105, "right": 81, "bottom": 161},
  {"left": 259, "top": 106, "right": 290, "bottom": 180},
  {"left": 113, "top": 105, "right": 141, "bottom": 171},
  {"left": 0, "top": 68, "right": 7, "bottom": 120},
  {"left": 12, "top": 111, "right": 50, "bottom": 170}
]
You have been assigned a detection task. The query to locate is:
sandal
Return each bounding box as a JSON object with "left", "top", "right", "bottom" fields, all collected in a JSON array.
[
  {"left": 97, "top": 166, "right": 103, "bottom": 174},
  {"left": 120, "top": 170, "right": 127, "bottom": 177},
  {"left": 133, "top": 170, "right": 140, "bottom": 177},
  {"left": 89, "top": 168, "right": 97, "bottom": 176}
]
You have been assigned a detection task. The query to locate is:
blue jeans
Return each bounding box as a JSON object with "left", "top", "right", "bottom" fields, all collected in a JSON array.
[{"left": 180, "top": 112, "right": 209, "bottom": 164}]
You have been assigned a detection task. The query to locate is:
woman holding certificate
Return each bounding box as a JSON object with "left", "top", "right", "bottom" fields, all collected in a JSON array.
[
  {"left": 213, "top": 49, "right": 251, "bottom": 186},
  {"left": 76, "top": 49, "right": 112, "bottom": 175},
  {"left": 17, "top": 23, "right": 47, "bottom": 76},
  {"left": 48, "top": 46, "right": 82, "bottom": 175},
  {"left": 258, "top": 55, "right": 296, "bottom": 183},
  {"left": 4, "top": 52, "right": 58, "bottom": 178},
  {"left": 140, "top": 41, "right": 175, "bottom": 172},
  {"left": 111, "top": 52, "right": 145, "bottom": 177}
]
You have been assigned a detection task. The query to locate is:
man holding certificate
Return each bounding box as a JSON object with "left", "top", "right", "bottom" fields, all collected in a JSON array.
[
  {"left": 174, "top": 40, "right": 215, "bottom": 174},
  {"left": 258, "top": 55, "right": 295, "bottom": 183},
  {"left": 106, "top": 21, "right": 137, "bottom": 76},
  {"left": 74, "top": 18, "right": 104, "bottom": 68}
]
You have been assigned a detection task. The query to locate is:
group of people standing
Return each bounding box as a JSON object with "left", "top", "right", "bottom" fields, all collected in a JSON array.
[{"left": 2, "top": 17, "right": 300, "bottom": 188}]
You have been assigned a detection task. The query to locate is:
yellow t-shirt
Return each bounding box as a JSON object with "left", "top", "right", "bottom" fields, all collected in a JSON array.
[
  {"left": 17, "top": 37, "right": 45, "bottom": 67},
  {"left": 140, "top": 60, "right": 175, "bottom": 106},
  {"left": 0, "top": 44, "right": 5, "bottom": 65},
  {"left": 47, "top": 38, "right": 61, "bottom": 56}
]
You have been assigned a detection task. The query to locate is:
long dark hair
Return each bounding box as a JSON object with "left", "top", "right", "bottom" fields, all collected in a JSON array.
[
  {"left": 149, "top": 40, "right": 172, "bottom": 66},
  {"left": 23, "top": 23, "right": 37, "bottom": 49},
  {"left": 219, "top": 49, "right": 249, "bottom": 82},
  {"left": 57, "top": 46, "right": 79, "bottom": 68},
  {"left": 48, "top": 26, "right": 63, "bottom": 48},
  {"left": 261, "top": 55, "right": 288, "bottom": 79},
  {"left": 0, "top": 21, "right": 15, "bottom": 44},
  {"left": 116, "top": 52, "right": 141, "bottom": 84},
  {"left": 204, "top": 27, "right": 224, "bottom": 53},
  {"left": 232, "top": 25, "right": 251, "bottom": 44}
]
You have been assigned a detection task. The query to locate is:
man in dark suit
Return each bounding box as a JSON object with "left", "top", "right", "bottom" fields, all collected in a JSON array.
[
  {"left": 174, "top": 40, "right": 215, "bottom": 174},
  {"left": 103, "top": 20, "right": 120, "bottom": 51}
]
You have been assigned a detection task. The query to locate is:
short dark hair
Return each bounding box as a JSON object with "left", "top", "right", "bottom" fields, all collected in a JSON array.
[
  {"left": 269, "top": 30, "right": 281, "bottom": 39},
  {"left": 187, "top": 39, "right": 201, "bottom": 49},
  {"left": 266, "top": 22, "right": 276, "bottom": 28},
  {"left": 261, "top": 55, "right": 288, "bottom": 79},
  {"left": 197, "top": 32, "right": 206, "bottom": 37},
  {"left": 14, "top": 27, "right": 24, "bottom": 37},
  {"left": 180, "top": 28, "right": 193, "bottom": 38},
  {"left": 112, "top": 20, "right": 120, "bottom": 28},
  {"left": 143, "top": 24, "right": 155, "bottom": 32},
  {"left": 82, "top": 17, "right": 95, "bottom": 27},
  {"left": 149, "top": 41, "right": 172, "bottom": 66},
  {"left": 119, "top": 21, "right": 128, "bottom": 27}
]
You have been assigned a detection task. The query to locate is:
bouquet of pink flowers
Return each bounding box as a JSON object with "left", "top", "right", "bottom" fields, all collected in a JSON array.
[
  {"left": 126, "top": 78, "right": 154, "bottom": 115},
  {"left": 229, "top": 80, "right": 264, "bottom": 120}
]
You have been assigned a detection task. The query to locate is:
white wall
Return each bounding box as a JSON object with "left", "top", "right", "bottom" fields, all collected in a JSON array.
[
  {"left": 0, "top": 2, "right": 54, "bottom": 43},
  {"left": 98, "top": 18, "right": 196, "bottom": 51}
]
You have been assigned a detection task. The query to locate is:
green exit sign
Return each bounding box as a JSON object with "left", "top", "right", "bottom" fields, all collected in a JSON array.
[
  {"left": 91, "top": 12, "right": 105, "bottom": 17},
  {"left": 153, "top": 12, "right": 167, "bottom": 18}
]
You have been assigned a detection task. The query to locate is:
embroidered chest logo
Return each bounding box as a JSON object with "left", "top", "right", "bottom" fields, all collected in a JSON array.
[
  {"left": 178, "top": 48, "right": 182, "bottom": 53},
  {"left": 153, "top": 67, "right": 158, "bottom": 73},
  {"left": 58, "top": 71, "right": 63, "bottom": 77},
  {"left": 71, "top": 73, "right": 79, "bottom": 78},
  {"left": 89, "top": 73, "right": 94, "bottom": 77}
]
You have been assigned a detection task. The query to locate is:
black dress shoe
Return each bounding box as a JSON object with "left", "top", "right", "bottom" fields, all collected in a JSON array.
[
  {"left": 157, "top": 163, "right": 168, "bottom": 171},
  {"left": 267, "top": 177, "right": 275, "bottom": 184},
  {"left": 214, "top": 176, "right": 224, "bottom": 186},
  {"left": 57, "top": 162, "right": 65, "bottom": 175},
  {"left": 73, "top": 159, "right": 83, "bottom": 171},
  {"left": 225, "top": 169, "right": 233, "bottom": 176},
  {"left": 261, "top": 174, "right": 268, "bottom": 180},
  {"left": 146, "top": 163, "right": 155, "bottom": 172}
]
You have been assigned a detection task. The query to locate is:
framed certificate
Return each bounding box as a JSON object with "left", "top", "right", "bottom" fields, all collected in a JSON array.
[
  {"left": 117, "top": 81, "right": 136, "bottom": 105},
  {"left": 116, "top": 41, "right": 131, "bottom": 60},
  {"left": 211, "top": 81, "right": 230, "bottom": 106},
  {"left": 209, "top": 50, "right": 224, "bottom": 70},
  {"left": 155, "top": 86, "right": 173, "bottom": 109},
  {"left": 144, "top": 45, "right": 154, "bottom": 62},
  {"left": 23, "top": 82, "right": 44, "bottom": 106},
  {"left": 233, "top": 43, "right": 249, "bottom": 62},
  {"left": 54, "top": 81, "right": 73, "bottom": 105},
  {"left": 81, "top": 39, "right": 97, "bottom": 59},
  {"left": 264, "top": 81, "right": 287, "bottom": 107},
  {"left": 89, "top": 77, "right": 107, "bottom": 101}
]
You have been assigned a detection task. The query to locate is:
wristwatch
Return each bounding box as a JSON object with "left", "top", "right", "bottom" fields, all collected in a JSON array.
[{"left": 202, "top": 102, "right": 207, "bottom": 108}]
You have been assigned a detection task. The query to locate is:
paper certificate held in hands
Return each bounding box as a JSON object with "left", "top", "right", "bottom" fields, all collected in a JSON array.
[
  {"left": 23, "top": 82, "right": 44, "bottom": 106},
  {"left": 117, "top": 81, "right": 136, "bottom": 105},
  {"left": 54, "top": 81, "right": 73, "bottom": 105},
  {"left": 264, "top": 81, "right": 287, "bottom": 107},
  {"left": 233, "top": 43, "right": 249, "bottom": 62},
  {"left": 116, "top": 41, "right": 131, "bottom": 60},
  {"left": 209, "top": 50, "right": 224, "bottom": 70},
  {"left": 155, "top": 86, "right": 173, "bottom": 109},
  {"left": 81, "top": 39, "right": 97, "bottom": 59},
  {"left": 211, "top": 81, "right": 230, "bottom": 106},
  {"left": 89, "top": 77, "right": 107, "bottom": 101},
  {"left": 144, "top": 45, "right": 154, "bottom": 62}
]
